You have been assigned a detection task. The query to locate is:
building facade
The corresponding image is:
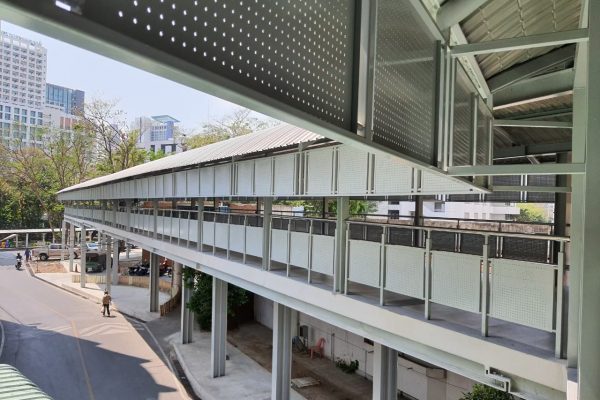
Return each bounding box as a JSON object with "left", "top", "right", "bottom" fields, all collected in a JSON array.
[
  {"left": 134, "top": 115, "right": 180, "bottom": 155},
  {"left": 0, "top": 26, "right": 46, "bottom": 145}
]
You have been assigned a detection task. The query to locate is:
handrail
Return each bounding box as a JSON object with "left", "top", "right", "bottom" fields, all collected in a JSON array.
[{"left": 345, "top": 220, "right": 570, "bottom": 242}]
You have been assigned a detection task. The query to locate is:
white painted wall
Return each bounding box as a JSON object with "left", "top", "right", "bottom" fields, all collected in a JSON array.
[
  {"left": 376, "top": 201, "right": 521, "bottom": 221},
  {"left": 253, "top": 295, "right": 474, "bottom": 400}
]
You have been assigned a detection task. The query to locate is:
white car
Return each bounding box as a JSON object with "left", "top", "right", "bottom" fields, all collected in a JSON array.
[{"left": 33, "top": 244, "right": 80, "bottom": 261}]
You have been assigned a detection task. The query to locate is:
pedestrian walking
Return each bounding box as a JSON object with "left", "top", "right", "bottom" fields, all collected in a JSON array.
[
  {"left": 101, "top": 290, "right": 111, "bottom": 317},
  {"left": 24, "top": 248, "right": 30, "bottom": 262}
]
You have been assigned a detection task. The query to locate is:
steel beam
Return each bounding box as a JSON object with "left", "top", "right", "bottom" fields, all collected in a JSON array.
[
  {"left": 452, "top": 29, "right": 589, "bottom": 57},
  {"left": 488, "top": 45, "right": 576, "bottom": 93},
  {"left": 211, "top": 277, "right": 227, "bottom": 378},
  {"left": 436, "top": 0, "right": 490, "bottom": 31},
  {"left": 493, "top": 69, "right": 575, "bottom": 108},
  {"left": 448, "top": 163, "right": 585, "bottom": 176},
  {"left": 449, "top": 25, "right": 492, "bottom": 100},
  {"left": 494, "top": 120, "right": 573, "bottom": 129},
  {"left": 372, "top": 342, "right": 398, "bottom": 400},
  {"left": 491, "top": 185, "right": 571, "bottom": 193},
  {"left": 494, "top": 142, "right": 572, "bottom": 159},
  {"left": 271, "top": 302, "right": 292, "bottom": 400}
]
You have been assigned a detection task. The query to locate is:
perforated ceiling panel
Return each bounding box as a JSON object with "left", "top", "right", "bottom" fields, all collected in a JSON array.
[
  {"left": 476, "top": 97, "right": 491, "bottom": 166},
  {"left": 372, "top": 0, "right": 437, "bottom": 164},
  {"left": 452, "top": 63, "right": 475, "bottom": 167},
  {"left": 84, "top": 0, "right": 356, "bottom": 129}
]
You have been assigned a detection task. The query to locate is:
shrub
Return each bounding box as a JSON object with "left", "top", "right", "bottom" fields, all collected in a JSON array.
[
  {"left": 335, "top": 358, "right": 359, "bottom": 374},
  {"left": 460, "top": 384, "right": 513, "bottom": 400}
]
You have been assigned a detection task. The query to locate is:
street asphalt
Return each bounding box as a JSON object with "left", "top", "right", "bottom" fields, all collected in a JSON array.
[{"left": 0, "top": 250, "right": 189, "bottom": 400}]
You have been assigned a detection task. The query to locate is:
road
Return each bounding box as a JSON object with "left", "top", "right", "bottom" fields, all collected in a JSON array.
[{"left": 0, "top": 250, "right": 188, "bottom": 400}]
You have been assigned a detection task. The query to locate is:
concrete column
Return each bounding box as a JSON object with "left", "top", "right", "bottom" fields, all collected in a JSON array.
[
  {"left": 150, "top": 252, "right": 159, "bottom": 312},
  {"left": 25, "top": 233, "right": 29, "bottom": 250},
  {"left": 271, "top": 302, "right": 292, "bottom": 400},
  {"left": 173, "top": 262, "right": 183, "bottom": 295},
  {"left": 80, "top": 226, "right": 87, "bottom": 288},
  {"left": 334, "top": 197, "right": 350, "bottom": 292},
  {"left": 211, "top": 277, "right": 228, "bottom": 377},
  {"left": 111, "top": 238, "right": 119, "bottom": 284},
  {"left": 262, "top": 197, "right": 272, "bottom": 270},
  {"left": 68, "top": 223, "right": 75, "bottom": 272},
  {"left": 126, "top": 242, "right": 130, "bottom": 259},
  {"left": 181, "top": 267, "right": 194, "bottom": 344},
  {"left": 105, "top": 237, "right": 112, "bottom": 293},
  {"left": 60, "top": 220, "right": 66, "bottom": 261},
  {"left": 372, "top": 343, "right": 398, "bottom": 400}
]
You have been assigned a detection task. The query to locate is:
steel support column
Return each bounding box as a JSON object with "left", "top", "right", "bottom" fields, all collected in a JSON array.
[
  {"left": 211, "top": 277, "right": 228, "bottom": 378},
  {"left": 68, "top": 223, "right": 74, "bottom": 272},
  {"left": 271, "top": 302, "right": 292, "bottom": 400},
  {"left": 372, "top": 342, "right": 398, "bottom": 400},
  {"left": 60, "top": 220, "right": 66, "bottom": 261},
  {"left": 334, "top": 197, "right": 350, "bottom": 292},
  {"left": 105, "top": 236, "right": 112, "bottom": 293},
  {"left": 80, "top": 225, "right": 86, "bottom": 287},
  {"left": 181, "top": 267, "right": 194, "bottom": 344},
  {"left": 153, "top": 200, "right": 159, "bottom": 239},
  {"left": 262, "top": 197, "right": 272, "bottom": 270},
  {"left": 197, "top": 200, "right": 204, "bottom": 251},
  {"left": 111, "top": 238, "right": 119, "bottom": 284},
  {"left": 149, "top": 252, "right": 159, "bottom": 312}
]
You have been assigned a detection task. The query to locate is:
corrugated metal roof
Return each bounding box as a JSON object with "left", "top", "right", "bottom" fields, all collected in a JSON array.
[
  {"left": 0, "top": 364, "right": 52, "bottom": 399},
  {"left": 59, "top": 123, "right": 324, "bottom": 193},
  {"left": 461, "top": 0, "right": 581, "bottom": 78}
]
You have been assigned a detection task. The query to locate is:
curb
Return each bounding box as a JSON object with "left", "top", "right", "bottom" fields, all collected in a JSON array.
[
  {"left": 173, "top": 344, "right": 215, "bottom": 400},
  {"left": 0, "top": 318, "right": 4, "bottom": 360}
]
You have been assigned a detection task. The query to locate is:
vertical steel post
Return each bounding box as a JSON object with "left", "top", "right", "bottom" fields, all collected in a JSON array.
[
  {"left": 372, "top": 342, "right": 398, "bottom": 400},
  {"left": 286, "top": 219, "right": 292, "bottom": 277},
  {"left": 60, "top": 220, "right": 66, "bottom": 261},
  {"left": 271, "top": 302, "right": 292, "bottom": 400},
  {"left": 262, "top": 197, "right": 273, "bottom": 270},
  {"left": 379, "top": 227, "right": 386, "bottom": 306},
  {"left": 105, "top": 237, "right": 112, "bottom": 293},
  {"left": 307, "top": 220, "right": 314, "bottom": 284},
  {"left": 424, "top": 230, "right": 432, "bottom": 319},
  {"left": 198, "top": 200, "right": 204, "bottom": 252},
  {"left": 211, "top": 277, "right": 228, "bottom": 377},
  {"left": 556, "top": 241, "right": 565, "bottom": 358},
  {"left": 226, "top": 214, "right": 231, "bottom": 260},
  {"left": 68, "top": 223, "right": 74, "bottom": 272},
  {"left": 334, "top": 197, "right": 350, "bottom": 292},
  {"left": 149, "top": 253, "right": 159, "bottom": 312},
  {"left": 80, "top": 226, "right": 87, "bottom": 288},
  {"left": 111, "top": 238, "right": 119, "bottom": 285},
  {"left": 481, "top": 235, "right": 490, "bottom": 336},
  {"left": 181, "top": 267, "right": 194, "bottom": 344},
  {"left": 243, "top": 215, "right": 248, "bottom": 265}
]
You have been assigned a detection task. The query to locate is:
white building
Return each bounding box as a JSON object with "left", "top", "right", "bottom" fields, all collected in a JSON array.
[
  {"left": 377, "top": 201, "right": 521, "bottom": 221},
  {"left": 0, "top": 26, "right": 46, "bottom": 146},
  {"left": 134, "top": 115, "right": 180, "bottom": 155}
]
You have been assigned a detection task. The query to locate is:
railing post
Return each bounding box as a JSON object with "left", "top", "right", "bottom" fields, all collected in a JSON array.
[
  {"left": 226, "top": 213, "right": 231, "bottom": 260},
  {"left": 424, "top": 230, "right": 432, "bottom": 320},
  {"left": 112, "top": 200, "right": 117, "bottom": 228},
  {"left": 198, "top": 200, "right": 204, "bottom": 251},
  {"left": 153, "top": 200, "right": 158, "bottom": 239},
  {"left": 213, "top": 212, "right": 217, "bottom": 256},
  {"left": 344, "top": 222, "right": 350, "bottom": 295},
  {"left": 262, "top": 197, "right": 273, "bottom": 270},
  {"left": 169, "top": 210, "right": 173, "bottom": 244},
  {"left": 307, "top": 220, "right": 314, "bottom": 284},
  {"left": 555, "top": 241, "right": 565, "bottom": 358},
  {"left": 243, "top": 215, "right": 248, "bottom": 264},
  {"left": 481, "top": 235, "right": 490, "bottom": 336},
  {"left": 125, "top": 200, "right": 131, "bottom": 232},
  {"left": 379, "top": 226, "right": 386, "bottom": 306},
  {"left": 335, "top": 197, "right": 350, "bottom": 292},
  {"left": 286, "top": 219, "right": 292, "bottom": 277}
]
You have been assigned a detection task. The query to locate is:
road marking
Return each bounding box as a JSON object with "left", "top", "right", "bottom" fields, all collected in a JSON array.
[
  {"left": 79, "top": 323, "right": 131, "bottom": 337},
  {"left": 71, "top": 321, "right": 96, "bottom": 400}
]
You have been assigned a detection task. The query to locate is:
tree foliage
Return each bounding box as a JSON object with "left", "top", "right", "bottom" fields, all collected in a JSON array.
[
  {"left": 460, "top": 384, "right": 513, "bottom": 400},
  {"left": 515, "top": 203, "right": 548, "bottom": 223}
]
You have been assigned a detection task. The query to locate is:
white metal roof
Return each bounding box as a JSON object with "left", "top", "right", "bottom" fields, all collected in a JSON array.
[{"left": 59, "top": 123, "right": 323, "bottom": 193}]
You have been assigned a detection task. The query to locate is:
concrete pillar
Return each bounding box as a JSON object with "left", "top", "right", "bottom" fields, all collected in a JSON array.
[
  {"left": 112, "top": 238, "right": 119, "bottom": 284},
  {"left": 173, "top": 262, "right": 183, "bottom": 295},
  {"left": 80, "top": 226, "right": 87, "bottom": 288},
  {"left": 262, "top": 197, "right": 272, "bottom": 270},
  {"left": 211, "top": 277, "right": 228, "bottom": 377},
  {"left": 150, "top": 252, "right": 159, "bottom": 312},
  {"left": 105, "top": 237, "right": 112, "bottom": 293},
  {"left": 68, "top": 223, "right": 75, "bottom": 272},
  {"left": 126, "top": 242, "right": 130, "bottom": 259},
  {"left": 334, "top": 197, "right": 350, "bottom": 292},
  {"left": 372, "top": 343, "right": 398, "bottom": 400},
  {"left": 271, "top": 302, "right": 292, "bottom": 400},
  {"left": 25, "top": 233, "right": 29, "bottom": 250},
  {"left": 181, "top": 267, "right": 194, "bottom": 344}
]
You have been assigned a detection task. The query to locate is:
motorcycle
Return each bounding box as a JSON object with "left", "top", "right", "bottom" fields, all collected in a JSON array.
[{"left": 15, "top": 256, "right": 22, "bottom": 270}]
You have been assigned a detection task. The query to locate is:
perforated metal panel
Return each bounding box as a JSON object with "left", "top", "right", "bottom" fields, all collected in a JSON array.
[
  {"left": 175, "top": 171, "right": 187, "bottom": 198},
  {"left": 452, "top": 63, "right": 475, "bottom": 167},
  {"left": 164, "top": 173, "right": 174, "bottom": 198},
  {"left": 141, "top": 177, "right": 149, "bottom": 198},
  {"left": 290, "top": 231, "right": 310, "bottom": 269},
  {"left": 148, "top": 176, "right": 157, "bottom": 198},
  {"left": 348, "top": 240, "right": 381, "bottom": 288},
  {"left": 254, "top": 158, "right": 272, "bottom": 196},
  {"left": 246, "top": 226, "right": 263, "bottom": 257},
  {"left": 421, "top": 172, "right": 472, "bottom": 194},
  {"left": 476, "top": 97, "right": 491, "bottom": 166},
  {"left": 273, "top": 153, "right": 296, "bottom": 196},
  {"left": 214, "top": 164, "right": 232, "bottom": 196},
  {"left": 430, "top": 251, "right": 481, "bottom": 313},
  {"left": 229, "top": 224, "right": 245, "bottom": 253},
  {"left": 502, "top": 236, "right": 549, "bottom": 263},
  {"left": 187, "top": 168, "right": 200, "bottom": 197},
  {"left": 214, "top": 222, "right": 228, "bottom": 248},
  {"left": 305, "top": 148, "right": 334, "bottom": 196},
  {"left": 372, "top": 0, "right": 437, "bottom": 164},
  {"left": 311, "top": 235, "right": 334, "bottom": 275},
  {"left": 180, "top": 218, "right": 189, "bottom": 241},
  {"left": 271, "top": 228, "right": 288, "bottom": 264},
  {"left": 385, "top": 245, "right": 425, "bottom": 299},
  {"left": 200, "top": 166, "right": 215, "bottom": 196},
  {"left": 189, "top": 219, "right": 198, "bottom": 242},
  {"left": 489, "top": 259, "right": 555, "bottom": 331},
  {"left": 527, "top": 175, "right": 557, "bottom": 202},
  {"left": 236, "top": 160, "right": 254, "bottom": 196},
  {"left": 430, "top": 231, "right": 456, "bottom": 252},
  {"left": 337, "top": 146, "right": 369, "bottom": 195},
  {"left": 373, "top": 155, "right": 413, "bottom": 195},
  {"left": 486, "top": 175, "right": 520, "bottom": 202},
  {"left": 202, "top": 221, "right": 214, "bottom": 245},
  {"left": 388, "top": 227, "right": 414, "bottom": 246},
  {"left": 90, "top": 0, "right": 355, "bottom": 129}
]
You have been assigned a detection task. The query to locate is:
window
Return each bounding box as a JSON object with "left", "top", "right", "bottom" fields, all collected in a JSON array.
[
  {"left": 388, "top": 210, "right": 400, "bottom": 219},
  {"left": 434, "top": 201, "right": 445, "bottom": 212},
  {"left": 389, "top": 201, "right": 399, "bottom": 205},
  {"left": 464, "top": 212, "right": 470, "bottom": 219}
]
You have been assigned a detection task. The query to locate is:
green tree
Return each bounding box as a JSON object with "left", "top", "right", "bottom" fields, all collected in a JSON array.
[
  {"left": 515, "top": 203, "right": 548, "bottom": 223},
  {"left": 184, "top": 270, "right": 249, "bottom": 330},
  {"left": 460, "top": 384, "right": 513, "bottom": 400}
]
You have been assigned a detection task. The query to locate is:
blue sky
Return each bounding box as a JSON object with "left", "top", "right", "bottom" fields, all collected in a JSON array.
[{"left": 1, "top": 20, "right": 253, "bottom": 131}]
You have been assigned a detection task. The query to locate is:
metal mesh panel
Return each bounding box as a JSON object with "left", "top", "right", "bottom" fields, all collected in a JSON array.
[
  {"left": 502, "top": 236, "right": 549, "bottom": 263},
  {"left": 312, "top": 220, "right": 336, "bottom": 236},
  {"left": 372, "top": 0, "right": 437, "bottom": 163},
  {"left": 477, "top": 97, "right": 491, "bottom": 166},
  {"left": 366, "top": 225, "right": 384, "bottom": 242},
  {"left": 388, "top": 227, "right": 414, "bottom": 246},
  {"left": 460, "top": 234, "right": 497, "bottom": 256},
  {"left": 430, "top": 231, "right": 456, "bottom": 252},
  {"left": 271, "top": 217, "right": 289, "bottom": 231},
  {"left": 91, "top": 0, "right": 355, "bottom": 129},
  {"left": 349, "top": 223, "right": 366, "bottom": 240},
  {"left": 452, "top": 63, "right": 474, "bottom": 167},
  {"left": 527, "top": 175, "right": 557, "bottom": 202},
  {"left": 486, "top": 175, "right": 521, "bottom": 202},
  {"left": 291, "top": 219, "right": 309, "bottom": 233}
]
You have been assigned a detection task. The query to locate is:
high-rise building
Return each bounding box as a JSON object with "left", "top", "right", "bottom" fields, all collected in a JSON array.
[
  {"left": 45, "top": 83, "right": 84, "bottom": 115},
  {"left": 0, "top": 26, "right": 47, "bottom": 145},
  {"left": 134, "top": 115, "right": 181, "bottom": 154}
]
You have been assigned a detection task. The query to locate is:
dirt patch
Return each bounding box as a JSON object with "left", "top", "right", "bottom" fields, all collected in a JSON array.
[{"left": 28, "top": 262, "right": 67, "bottom": 273}]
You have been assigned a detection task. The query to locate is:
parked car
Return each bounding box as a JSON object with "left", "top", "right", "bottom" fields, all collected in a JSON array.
[
  {"left": 85, "top": 253, "right": 108, "bottom": 273},
  {"left": 33, "top": 244, "right": 80, "bottom": 261}
]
